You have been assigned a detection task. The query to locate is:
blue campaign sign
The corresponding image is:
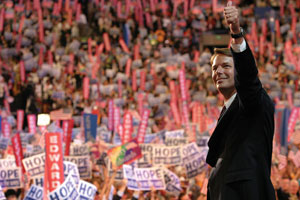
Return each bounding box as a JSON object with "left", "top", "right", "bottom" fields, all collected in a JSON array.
[
  {"left": 78, "top": 180, "right": 97, "bottom": 200},
  {"left": 24, "top": 185, "right": 43, "bottom": 200},
  {"left": 83, "top": 114, "right": 98, "bottom": 142}
]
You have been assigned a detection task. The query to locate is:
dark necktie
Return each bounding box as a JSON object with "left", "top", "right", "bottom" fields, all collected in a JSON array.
[{"left": 218, "top": 106, "right": 227, "bottom": 121}]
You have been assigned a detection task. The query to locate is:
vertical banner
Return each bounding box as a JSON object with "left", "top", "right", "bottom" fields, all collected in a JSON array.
[
  {"left": 119, "top": 39, "right": 130, "bottom": 53},
  {"left": 0, "top": 8, "right": 4, "bottom": 32},
  {"left": 103, "top": 33, "right": 111, "bottom": 52},
  {"left": 134, "top": 44, "right": 140, "bottom": 60},
  {"left": 27, "top": 114, "right": 37, "bottom": 134},
  {"left": 11, "top": 133, "right": 25, "bottom": 173},
  {"left": 2, "top": 121, "right": 11, "bottom": 138},
  {"left": 38, "top": 47, "right": 44, "bottom": 66},
  {"left": 45, "top": 132, "right": 64, "bottom": 192},
  {"left": 83, "top": 114, "right": 98, "bottom": 142},
  {"left": 138, "top": 93, "right": 144, "bottom": 115},
  {"left": 125, "top": 58, "right": 132, "bottom": 77},
  {"left": 108, "top": 100, "right": 114, "bottom": 131},
  {"left": 122, "top": 112, "right": 132, "bottom": 144},
  {"left": 132, "top": 69, "right": 137, "bottom": 91},
  {"left": 179, "top": 69, "right": 187, "bottom": 101},
  {"left": 140, "top": 70, "right": 146, "bottom": 91},
  {"left": 137, "top": 109, "right": 150, "bottom": 144},
  {"left": 17, "top": 110, "right": 24, "bottom": 131},
  {"left": 83, "top": 77, "right": 89, "bottom": 100},
  {"left": 113, "top": 106, "right": 120, "bottom": 134},
  {"left": 62, "top": 119, "right": 74, "bottom": 156}
]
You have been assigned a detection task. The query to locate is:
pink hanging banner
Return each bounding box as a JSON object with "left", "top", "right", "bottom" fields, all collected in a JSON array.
[
  {"left": 103, "top": 33, "right": 111, "bottom": 52},
  {"left": 2, "top": 121, "right": 11, "bottom": 138},
  {"left": 20, "top": 61, "right": 26, "bottom": 83},
  {"left": 18, "top": 15, "right": 25, "bottom": 34},
  {"left": 17, "top": 110, "right": 24, "bottom": 131},
  {"left": 122, "top": 112, "right": 133, "bottom": 144},
  {"left": 108, "top": 100, "right": 114, "bottom": 131},
  {"left": 119, "top": 39, "right": 130, "bottom": 53},
  {"left": 83, "top": 77, "right": 90, "bottom": 100},
  {"left": 27, "top": 114, "right": 37, "bottom": 134},
  {"left": 113, "top": 106, "right": 120, "bottom": 133},
  {"left": 11, "top": 133, "right": 25, "bottom": 174},
  {"left": 137, "top": 109, "right": 150, "bottom": 143},
  {"left": 125, "top": 58, "right": 132, "bottom": 77},
  {"left": 134, "top": 44, "right": 140, "bottom": 60},
  {"left": 118, "top": 79, "right": 122, "bottom": 97},
  {"left": 179, "top": 69, "right": 187, "bottom": 101},
  {"left": 287, "top": 108, "right": 299, "bottom": 142},
  {"left": 132, "top": 69, "right": 137, "bottom": 91},
  {"left": 52, "top": 3, "right": 59, "bottom": 16},
  {"left": 138, "top": 93, "right": 144, "bottom": 115},
  {"left": 62, "top": 119, "right": 73, "bottom": 156},
  {"left": 140, "top": 70, "right": 146, "bottom": 91},
  {"left": 150, "top": 0, "right": 155, "bottom": 12},
  {"left": 75, "top": 4, "right": 81, "bottom": 21},
  {"left": 45, "top": 132, "right": 64, "bottom": 192},
  {"left": 0, "top": 8, "right": 4, "bottom": 32},
  {"left": 171, "top": 102, "right": 181, "bottom": 126}
]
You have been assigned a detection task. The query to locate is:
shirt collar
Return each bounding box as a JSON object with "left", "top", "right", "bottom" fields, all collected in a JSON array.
[{"left": 224, "top": 93, "right": 237, "bottom": 109}]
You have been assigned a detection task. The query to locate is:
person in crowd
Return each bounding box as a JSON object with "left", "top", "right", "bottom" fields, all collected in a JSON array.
[{"left": 206, "top": 1, "right": 275, "bottom": 199}]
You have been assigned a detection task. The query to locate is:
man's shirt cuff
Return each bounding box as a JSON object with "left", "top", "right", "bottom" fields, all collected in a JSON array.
[{"left": 231, "top": 39, "right": 246, "bottom": 53}]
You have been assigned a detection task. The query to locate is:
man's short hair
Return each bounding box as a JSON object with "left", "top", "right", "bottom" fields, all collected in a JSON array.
[{"left": 210, "top": 48, "right": 232, "bottom": 65}]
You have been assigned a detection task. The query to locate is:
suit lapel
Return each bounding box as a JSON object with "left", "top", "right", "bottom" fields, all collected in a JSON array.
[{"left": 206, "top": 96, "right": 239, "bottom": 167}]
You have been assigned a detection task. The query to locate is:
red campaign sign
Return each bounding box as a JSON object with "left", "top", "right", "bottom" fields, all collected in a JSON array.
[
  {"left": 38, "top": 47, "right": 44, "bottom": 66},
  {"left": 179, "top": 69, "right": 187, "bottom": 101},
  {"left": 137, "top": 109, "right": 150, "bottom": 144},
  {"left": 18, "top": 15, "right": 25, "bottom": 34},
  {"left": 171, "top": 101, "right": 181, "bottom": 126},
  {"left": 0, "top": 8, "right": 4, "bottom": 32},
  {"left": 2, "top": 121, "right": 11, "bottom": 138},
  {"left": 45, "top": 132, "right": 64, "bottom": 192},
  {"left": 63, "top": 119, "right": 74, "bottom": 156},
  {"left": 125, "top": 58, "right": 132, "bottom": 77},
  {"left": 134, "top": 44, "right": 140, "bottom": 60},
  {"left": 114, "top": 106, "right": 120, "bottom": 133},
  {"left": 17, "top": 110, "right": 24, "bottom": 131},
  {"left": 118, "top": 124, "right": 124, "bottom": 140},
  {"left": 27, "top": 114, "right": 37, "bottom": 134},
  {"left": 169, "top": 80, "right": 177, "bottom": 103},
  {"left": 138, "top": 93, "right": 144, "bottom": 115},
  {"left": 122, "top": 112, "right": 133, "bottom": 144},
  {"left": 103, "top": 33, "right": 111, "bottom": 52},
  {"left": 83, "top": 77, "right": 90, "bottom": 100},
  {"left": 140, "top": 70, "right": 146, "bottom": 91},
  {"left": 193, "top": 51, "right": 199, "bottom": 63},
  {"left": 287, "top": 108, "right": 299, "bottom": 142},
  {"left": 108, "top": 100, "right": 114, "bottom": 131},
  {"left": 132, "top": 69, "right": 137, "bottom": 92},
  {"left": 119, "top": 39, "right": 130, "bottom": 53},
  {"left": 11, "top": 134, "right": 25, "bottom": 173}
]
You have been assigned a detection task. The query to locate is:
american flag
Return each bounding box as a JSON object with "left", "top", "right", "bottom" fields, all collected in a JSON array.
[{"left": 50, "top": 108, "right": 72, "bottom": 120}]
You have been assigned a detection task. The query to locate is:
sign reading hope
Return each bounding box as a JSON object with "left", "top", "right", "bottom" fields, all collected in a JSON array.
[{"left": 24, "top": 185, "right": 43, "bottom": 200}]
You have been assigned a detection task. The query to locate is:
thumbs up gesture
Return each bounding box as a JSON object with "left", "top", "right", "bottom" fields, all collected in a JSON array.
[{"left": 224, "top": 1, "right": 240, "bottom": 34}]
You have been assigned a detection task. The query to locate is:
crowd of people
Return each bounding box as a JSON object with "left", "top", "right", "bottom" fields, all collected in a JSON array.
[{"left": 0, "top": 0, "right": 300, "bottom": 199}]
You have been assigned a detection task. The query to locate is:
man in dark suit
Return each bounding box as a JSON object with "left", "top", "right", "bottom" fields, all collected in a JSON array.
[{"left": 206, "top": 2, "right": 276, "bottom": 200}]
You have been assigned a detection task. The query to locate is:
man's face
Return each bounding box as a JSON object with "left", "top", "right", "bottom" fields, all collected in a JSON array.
[{"left": 212, "top": 54, "right": 235, "bottom": 94}]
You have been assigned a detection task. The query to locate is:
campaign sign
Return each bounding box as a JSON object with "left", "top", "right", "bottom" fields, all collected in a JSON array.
[
  {"left": 181, "top": 142, "right": 201, "bottom": 164},
  {"left": 135, "top": 152, "right": 152, "bottom": 168},
  {"left": 48, "top": 173, "right": 79, "bottom": 200},
  {"left": 100, "top": 130, "right": 112, "bottom": 143},
  {"left": 63, "top": 161, "right": 80, "bottom": 186},
  {"left": 123, "top": 165, "right": 165, "bottom": 191},
  {"left": 0, "top": 167, "right": 23, "bottom": 189},
  {"left": 165, "top": 129, "right": 185, "bottom": 138},
  {"left": 78, "top": 180, "right": 97, "bottom": 200},
  {"left": 83, "top": 113, "right": 98, "bottom": 142},
  {"left": 64, "top": 156, "right": 91, "bottom": 179},
  {"left": 33, "top": 176, "right": 44, "bottom": 187},
  {"left": 184, "top": 149, "right": 207, "bottom": 179},
  {"left": 23, "top": 153, "right": 46, "bottom": 178},
  {"left": 0, "top": 159, "right": 16, "bottom": 168},
  {"left": 165, "top": 138, "right": 188, "bottom": 146},
  {"left": 123, "top": 165, "right": 139, "bottom": 190},
  {"left": 122, "top": 112, "right": 133, "bottom": 144},
  {"left": 196, "top": 136, "right": 209, "bottom": 149},
  {"left": 62, "top": 119, "right": 74, "bottom": 156},
  {"left": 107, "top": 138, "right": 142, "bottom": 169},
  {"left": 27, "top": 114, "right": 37, "bottom": 134},
  {"left": 24, "top": 185, "right": 43, "bottom": 200},
  {"left": 2, "top": 121, "right": 11, "bottom": 138},
  {"left": 11, "top": 133, "right": 25, "bottom": 173},
  {"left": 164, "top": 169, "right": 181, "bottom": 196},
  {"left": 108, "top": 100, "right": 114, "bottom": 131},
  {"left": 153, "top": 145, "right": 181, "bottom": 166},
  {"left": 45, "top": 132, "right": 64, "bottom": 192},
  {"left": 136, "top": 109, "right": 150, "bottom": 144},
  {"left": 69, "top": 144, "right": 89, "bottom": 156},
  {"left": 0, "top": 185, "right": 5, "bottom": 200},
  {"left": 17, "top": 110, "right": 24, "bottom": 131}
]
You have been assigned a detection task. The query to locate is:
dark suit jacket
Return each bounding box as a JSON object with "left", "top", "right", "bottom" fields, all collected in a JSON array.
[{"left": 206, "top": 42, "right": 276, "bottom": 200}]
